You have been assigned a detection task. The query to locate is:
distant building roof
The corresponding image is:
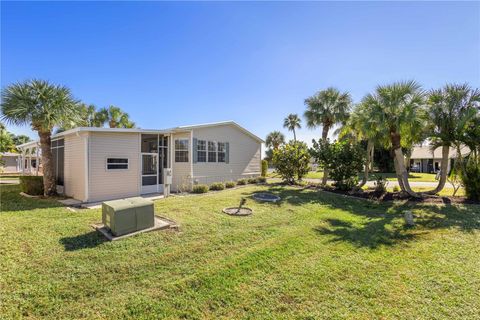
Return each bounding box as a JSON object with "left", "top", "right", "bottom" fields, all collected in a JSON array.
[{"left": 410, "top": 145, "right": 470, "bottom": 159}]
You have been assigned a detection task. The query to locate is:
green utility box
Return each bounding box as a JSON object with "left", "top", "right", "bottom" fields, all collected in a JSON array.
[{"left": 102, "top": 197, "right": 155, "bottom": 236}]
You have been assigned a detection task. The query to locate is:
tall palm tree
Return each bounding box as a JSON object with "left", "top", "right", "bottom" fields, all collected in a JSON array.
[
  {"left": 1, "top": 80, "right": 80, "bottom": 195},
  {"left": 265, "top": 131, "right": 285, "bottom": 150},
  {"left": 283, "top": 114, "right": 301, "bottom": 141},
  {"left": 366, "top": 80, "right": 426, "bottom": 197},
  {"left": 97, "top": 105, "right": 135, "bottom": 128},
  {"left": 304, "top": 87, "right": 352, "bottom": 185},
  {"left": 425, "top": 84, "right": 480, "bottom": 194}
]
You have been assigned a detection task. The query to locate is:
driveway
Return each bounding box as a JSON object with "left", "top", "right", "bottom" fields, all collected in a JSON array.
[{"left": 0, "top": 179, "right": 19, "bottom": 185}]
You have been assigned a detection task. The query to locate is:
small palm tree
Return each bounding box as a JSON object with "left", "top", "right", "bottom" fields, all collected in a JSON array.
[
  {"left": 283, "top": 114, "right": 301, "bottom": 141},
  {"left": 1, "top": 80, "right": 80, "bottom": 195},
  {"left": 367, "top": 80, "right": 426, "bottom": 197},
  {"left": 265, "top": 131, "right": 285, "bottom": 150},
  {"left": 304, "top": 87, "right": 352, "bottom": 185},
  {"left": 425, "top": 84, "right": 480, "bottom": 194},
  {"left": 97, "top": 105, "right": 135, "bottom": 128}
]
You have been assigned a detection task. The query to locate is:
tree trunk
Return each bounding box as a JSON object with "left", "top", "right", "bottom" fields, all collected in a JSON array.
[
  {"left": 393, "top": 156, "right": 406, "bottom": 191},
  {"left": 38, "top": 131, "right": 56, "bottom": 196},
  {"left": 321, "top": 124, "right": 330, "bottom": 186},
  {"left": 293, "top": 129, "right": 296, "bottom": 142},
  {"left": 358, "top": 139, "right": 373, "bottom": 187},
  {"left": 390, "top": 131, "right": 420, "bottom": 198},
  {"left": 424, "top": 145, "right": 449, "bottom": 195}
]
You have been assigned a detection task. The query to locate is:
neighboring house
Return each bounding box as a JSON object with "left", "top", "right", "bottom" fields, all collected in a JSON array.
[
  {"left": 0, "top": 152, "right": 39, "bottom": 173},
  {"left": 409, "top": 145, "right": 470, "bottom": 173},
  {"left": 17, "top": 121, "right": 263, "bottom": 203}
]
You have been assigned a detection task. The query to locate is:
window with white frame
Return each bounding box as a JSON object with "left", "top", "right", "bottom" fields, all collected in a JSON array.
[
  {"left": 208, "top": 141, "right": 217, "bottom": 162},
  {"left": 217, "top": 142, "right": 226, "bottom": 162},
  {"left": 107, "top": 158, "right": 129, "bottom": 170},
  {"left": 197, "top": 140, "right": 206, "bottom": 162},
  {"left": 175, "top": 139, "right": 189, "bottom": 162}
]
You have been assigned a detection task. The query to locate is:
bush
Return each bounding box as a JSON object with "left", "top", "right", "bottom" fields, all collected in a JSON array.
[
  {"left": 461, "top": 157, "right": 480, "bottom": 201},
  {"left": 310, "top": 139, "right": 365, "bottom": 191},
  {"left": 209, "top": 182, "right": 225, "bottom": 191},
  {"left": 392, "top": 185, "right": 400, "bottom": 193},
  {"left": 225, "top": 181, "right": 236, "bottom": 188},
  {"left": 373, "top": 175, "right": 388, "bottom": 193},
  {"left": 247, "top": 177, "right": 257, "bottom": 184},
  {"left": 237, "top": 179, "right": 247, "bottom": 185},
  {"left": 256, "top": 176, "right": 266, "bottom": 183},
  {"left": 19, "top": 176, "right": 44, "bottom": 195},
  {"left": 261, "top": 160, "right": 268, "bottom": 177},
  {"left": 192, "top": 184, "right": 209, "bottom": 193},
  {"left": 272, "top": 141, "right": 310, "bottom": 184}
]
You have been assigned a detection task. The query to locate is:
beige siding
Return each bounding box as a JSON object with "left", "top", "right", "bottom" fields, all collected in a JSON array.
[
  {"left": 192, "top": 124, "right": 261, "bottom": 184},
  {"left": 64, "top": 133, "right": 87, "bottom": 201},
  {"left": 88, "top": 132, "right": 141, "bottom": 202},
  {"left": 1, "top": 156, "right": 19, "bottom": 173},
  {"left": 171, "top": 132, "right": 192, "bottom": 192}
]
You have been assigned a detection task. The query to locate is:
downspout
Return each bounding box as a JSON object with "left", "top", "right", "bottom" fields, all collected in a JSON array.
[
  {"left": 77, "top": 131, "right": 89, "bottom": 203},
  {"left": 190, "top": 129, "right": 194, "bottom": 189}
]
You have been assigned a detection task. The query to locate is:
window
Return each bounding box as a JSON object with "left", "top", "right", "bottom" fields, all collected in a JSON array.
[
  {"left": 218, "top": 142, "right": 226, "bottom": 162},
  {"left": 107, "top": 158, "right": 129, "bottom": 170},
  {"left": 175, "top": 139, "right": 189, "bottom": 162},
  {"left": 51, "top": 139, "right": 64, "bottom": 186},
  {"left": 197, "top": 140, "right": 206, "bottom": 162},
  {"left": 208, "top": 141, "right": 217, "bottom": 162}
]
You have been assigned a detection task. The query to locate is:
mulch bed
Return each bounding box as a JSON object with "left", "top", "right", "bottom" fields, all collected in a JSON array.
[{"left": 306, "top": 186, "right": 479, "bottom": 205}]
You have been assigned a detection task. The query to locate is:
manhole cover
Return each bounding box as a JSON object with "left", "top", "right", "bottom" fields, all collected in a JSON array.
[{"left": 252, "top": 192, "right": 281, "bottom": 203}]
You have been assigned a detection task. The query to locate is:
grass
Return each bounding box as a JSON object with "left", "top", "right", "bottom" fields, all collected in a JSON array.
[
  {"left": 1, "top": 183, "right": 479, "bottom": 319},
  {"left": 269, "top": 171, "right": 438, "bottom": 182}
]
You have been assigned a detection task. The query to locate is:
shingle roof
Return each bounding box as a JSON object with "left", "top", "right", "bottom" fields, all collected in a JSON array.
[{"left": 410, "top": 145, "right": 470, "bottom": 159}]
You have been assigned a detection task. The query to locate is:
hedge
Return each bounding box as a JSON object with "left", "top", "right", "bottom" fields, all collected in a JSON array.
[{"left": 19, "top": 176, "right": 44, "bottom": 196}]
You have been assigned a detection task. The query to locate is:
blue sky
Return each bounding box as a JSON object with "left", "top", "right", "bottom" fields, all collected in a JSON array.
[{"left": 2, "top": 1, "right": 479, "bottom": 144}]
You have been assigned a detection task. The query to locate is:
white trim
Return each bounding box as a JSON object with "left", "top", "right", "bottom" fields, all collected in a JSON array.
[
  {"left": 84, "top": 134, "right": 89, "bottom": 202},
  {"left": 190, "top": 130, "right": 193, "bottom": 179}
]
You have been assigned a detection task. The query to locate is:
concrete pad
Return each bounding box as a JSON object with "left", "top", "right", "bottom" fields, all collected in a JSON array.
[
  {"left": 58, "top": 198, "right": 83, "bottom": 206},
  {"left": 91, "top": 216, "right": 178, "bottom": 241}
]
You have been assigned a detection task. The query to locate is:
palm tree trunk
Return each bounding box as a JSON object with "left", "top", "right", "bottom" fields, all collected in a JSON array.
[
  {"left": 358, "top": 139, "right": 373, "bottom": 187},
  {"left": 38, "top": 131, "right": 56, "bottom": 196},
  {"left": 321, "top": 124, "right": 330, "bottom": 186},
  {"left": 393, "top": 156, "right": 406, "bottom": 191},
  {"left": 425, "top": 145, "right": 449, "bottom": 195},
  {"left": 293, "top": 129, "right": 296, "bottom": 142},
  {"left": 390, "top": 131, "right": 420, "bottom": 198}
]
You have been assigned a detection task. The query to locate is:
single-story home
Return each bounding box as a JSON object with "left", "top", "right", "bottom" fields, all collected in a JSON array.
[
  {"left": 0, "top": 152, "right": 39, "bottom": 174},
  {"left": 408, "top": 145, "right": 470, "bottom": 173},
  {"left": 17, "top": 121, "right": 263, "bottom": 203}
]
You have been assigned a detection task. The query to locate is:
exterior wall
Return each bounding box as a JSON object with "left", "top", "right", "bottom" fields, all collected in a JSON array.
[
  {"left": 88, "top": 132, "right": 141, "bottom": 202},
  {"left": 1, "top": 156, "right": 19, "bottom": 173},
  {"left": 191, "top": 124, "right": 261, "bottom": 185},
  {"left": 64, "top": 133, "right": 87, "bottom": 201},
  {"left": 171, "top": 132, "right": 192, "bottom": 192}
]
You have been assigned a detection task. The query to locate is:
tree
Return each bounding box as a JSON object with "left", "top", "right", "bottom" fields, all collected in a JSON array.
[
  {"left": 272, "top": 141, "right": 310, "bottom": 184},
  {"left": 265, "top": 131, "right": 285, "bottom": 150},
  {"left": 97, "top": 105, "right": 135, "bottom": 128},
  {"left": 365, "top": 81, "right": 426, "bottom": 197},
  {"left": 12, "top": 134, "right": 31, "bottom": 146},
  {"left": 304, "top": 87, "right": 352, "bottom": 185},
  {"left": 310, "top": 139, "right": 365, "bottom": 190},
  {"left": 1, "top": 80, "right": 80, "bottom": 196},
  {"left": 283, "top": 114, "right": 301, "bottom": 141},
  {"left": 0, "top": 125, "right": 15, "bottom": 153},
  {"left": 425, "top": 84, "right": 480, "bottom": 194}
]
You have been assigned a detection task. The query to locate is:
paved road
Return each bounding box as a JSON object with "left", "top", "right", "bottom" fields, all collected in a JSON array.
[{"left": 0, "top": 179, "right": 19, "bottom": 185}]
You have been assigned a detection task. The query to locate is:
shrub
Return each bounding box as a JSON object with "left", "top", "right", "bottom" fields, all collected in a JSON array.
[
  {"left": 19, "top": 176, "right": 44, "bottom": 195},
  {"left": 192, "top": 184, "right": 209, "bottom": 193},
  {"left": 461, "top": 157, "right": 480, "bottom": 201},
  {"left": 272, "top": 141, "right": 310, "bottom": 184},
  {"left": 225, "top": 181, "right": 236, "bottom": 188},
  {"left": 310, "top": 139, "right": 365, "bottom": 191},
  {"left": 237, "top": 179, "right": 247, "bottom": 185},
  {"left": 392, "top": 185, "right": 400, "bottom": 193},
  {"left": 256, "top": 176, "right": 266, "bottom": 183},
  {"left": 373, "top": 175, "right": 388, "bottom": 193},
  {"left": 209, "top": 182, "right": 225, "bottom": 191},
  {"left": 247, "top": 177, "right": 257, "bottom": 184},
  {"left": 261, "top": 160, "right": 268, "bottom": 177}
]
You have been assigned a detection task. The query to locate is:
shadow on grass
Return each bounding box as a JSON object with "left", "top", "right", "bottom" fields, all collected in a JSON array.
[
  {"left": 0, "top": 184, "right": 65, "bottom": 211},
  {"left": 59, "top": 231, "right": 107, "bottom": 251},
  {"left": 242, "top": 185, "right": 480, "bottom": 249}
]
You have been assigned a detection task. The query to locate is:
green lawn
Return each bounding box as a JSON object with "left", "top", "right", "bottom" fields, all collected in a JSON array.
[{"left": 1, "top": 184, "right": 479, "bottom": 319}]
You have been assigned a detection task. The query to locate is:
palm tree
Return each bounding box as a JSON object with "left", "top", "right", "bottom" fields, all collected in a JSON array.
[
  {"left": 283, "top": 114, "right": 301, "bottom": 141},
  {"left": 265, "top": 131, "right": 285, "bottom": 150},
  {"left": 1, "top": 80, "right": 80, "bottom": 195},
  {"left": 425, "top": 84, "right": 480, "bottom": 194},
  {"left": 304, "top": 87, "right": 352, "bottom": 185},
  {"left": 366, "top": 80, "right": 426, "bottom": 197},
  {"left": 97, "top": 105, "right": 135, "bottom": 128}
]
